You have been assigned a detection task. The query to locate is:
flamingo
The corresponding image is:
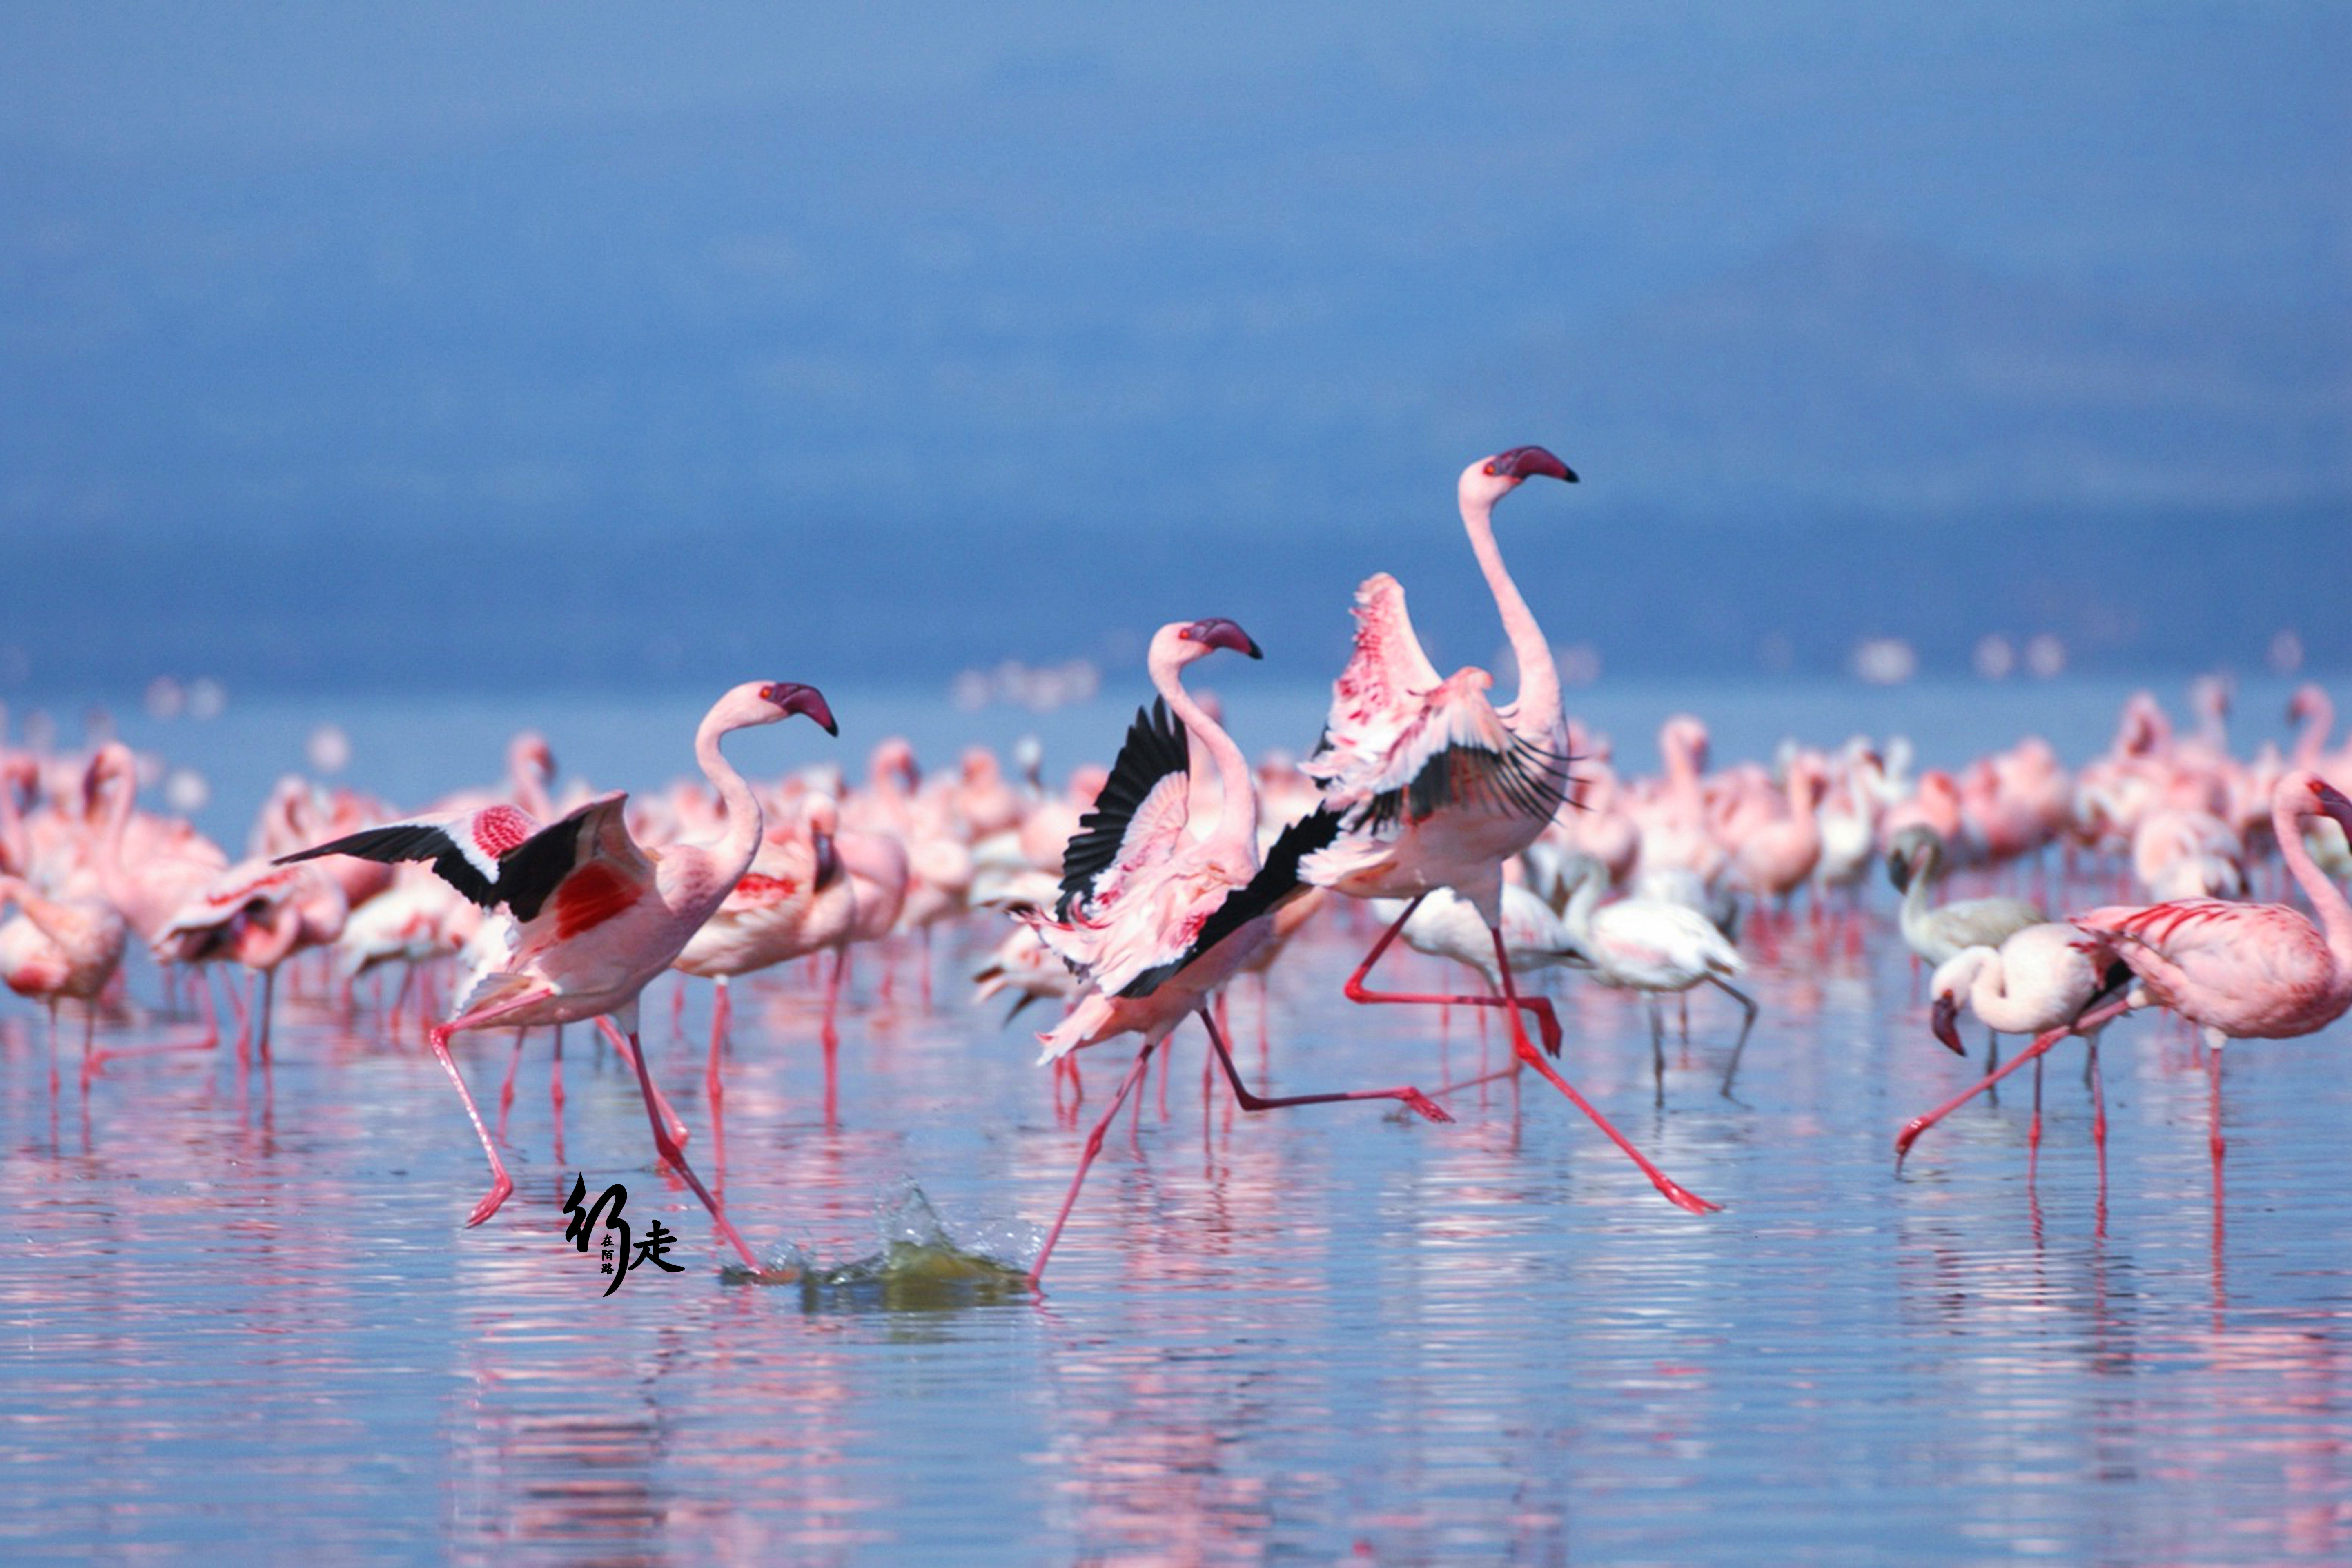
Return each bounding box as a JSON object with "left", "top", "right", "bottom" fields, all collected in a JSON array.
[
  {"left": 1555, "top": 852, "right": 1756, "bottom": 1098},
  {"left": 671, "top": 791, "right": 854, "bottom": 1127},
  {"left": 1024, "top": 618, "right": 1448, "bottom": 1285},
  {"left": 1299, "top": 445, "right": 1715, "bottom": 1214},
  {"left": 0, "top": 873, "right": 127, "bottom": 1091},
  {"left": 277, "top": 680, "right": 837, "bottom": 1270},
  {"left": 1923, "top": 923, "right": 2134, "bottom": 1158},
  {"left": 1886, "top": 824, "right": 2045, "bottom": 1076},
  {"left": 1896, "top": 771, "right": 2352, "bottom": 1169}
]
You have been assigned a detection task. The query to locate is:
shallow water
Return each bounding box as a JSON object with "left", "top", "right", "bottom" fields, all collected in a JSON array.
[{"left": 5, "top": 678, "right": 2349, "bottom": 1561}]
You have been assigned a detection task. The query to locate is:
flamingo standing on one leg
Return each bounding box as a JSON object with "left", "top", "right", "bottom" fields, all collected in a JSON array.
[
  {"left": 1024, "top": 619, "right": 1448, "bottom": 1286},
  {"left": 277, "top": 681, "right": 837, "bottom": 1270},
  {"left": 1298, "top": 445, "right": 1714, "bottom": 1214},
  {"left": 1896, "top": 772, "right": 2352, "bottom": 1169}
]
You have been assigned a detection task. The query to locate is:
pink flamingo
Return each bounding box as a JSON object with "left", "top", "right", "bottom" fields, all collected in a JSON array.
[
  {"left": 1299, "top": 446, "right": 1715, "bottom": 1215},
  {"left": 0, "top": 873, "right": 127, "bottom": 1091},
  {"left": 1025, "top": 618, "right": 1448, "bottom": 1285},
  {"left": 1924, "top": 923, "right": 2134, "bottom": 1160},
  {"left": 672, "top": 791, "right": 853, "bottom": 1129},
  {"left": 1897, "top": 771, "right": 2352, "bottom": 1168},
  {"left": 278, "top": 681, "right": 836, "bottom": 1270}
]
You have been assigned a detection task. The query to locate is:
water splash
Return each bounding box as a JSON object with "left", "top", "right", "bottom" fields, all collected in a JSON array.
[{"left": 721, "top": 1180, "right": 1038, "bottom": 1310}]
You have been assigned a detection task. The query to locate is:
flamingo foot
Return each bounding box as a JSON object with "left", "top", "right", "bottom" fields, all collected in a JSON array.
[{"left": 466, "top": 1175, "right": 516, "bottom": 1228}]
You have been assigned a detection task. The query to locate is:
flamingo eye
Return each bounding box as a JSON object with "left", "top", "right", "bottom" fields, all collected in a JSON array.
[{"left": 1482, "top": 463, "right": 1497, "bottom": 476}]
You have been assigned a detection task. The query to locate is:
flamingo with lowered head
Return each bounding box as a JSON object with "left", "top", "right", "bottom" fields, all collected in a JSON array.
[
  {"left": 1299, "top": 446, "right": 1715, "bottom": 1215},
  {"left": 279, "top": 680, "right": 836, "bottom": 1271},
  {"left": 1897, "top": 771, "right": 2352, "bottom": 1170}
]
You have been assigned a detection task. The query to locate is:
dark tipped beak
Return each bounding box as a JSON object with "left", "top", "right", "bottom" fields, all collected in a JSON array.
[
  {"left": 768, "top": 683, "right": 838, "bottom": 736},
  {"left": 812, "top": 829, "right": 841, "bottom": 889},
  {"left": 1190, "top": 619, "right": 1261, "bottom": 659},
  {"left": 1930, "top": 994, "right": 1966, "bottom": 1054},
  {"left": 1491, "top": 445, "right": 1577, "bottom": 484},
  {"left": 1886, "top": 852, "right": 1911, "bottom": 893}
]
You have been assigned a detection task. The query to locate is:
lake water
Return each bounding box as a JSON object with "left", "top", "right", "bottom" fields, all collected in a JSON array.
[{"left": 4, "top": 675, "right": 2349, "bottom": 1562}]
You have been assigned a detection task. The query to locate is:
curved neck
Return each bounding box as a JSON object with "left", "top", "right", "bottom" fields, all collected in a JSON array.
[
  {"left": 1149, "top": 649, "right": 1257, "bottom": 871},
  {"left": 2277, "top": 795, "right": 2352, "bottom": 969},
  {"left": 2293, "top": 695, "right": 2333, "bottom": 771},
  {"left": 1462, "top": 492, "right": 1558, "bottom": 735},
  {"left": 693, "top": 713, "right": 766, "bottom": 886},
  {"left": 1561, "top": 860, "right": 1604, "bottom": 943}
]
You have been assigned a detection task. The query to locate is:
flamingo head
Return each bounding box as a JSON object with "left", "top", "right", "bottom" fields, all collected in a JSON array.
[
  {"left": 753, "top": 681, "right": 839, "bottom": 736},
  {"left": 1925, "top": 949, "right": 1988, "bottom": 1054},
  {"left": 1172, "top": 618, "right": 1263, "bottom": 662},
  {"left": 2287, "top": 684, "right": 2327, "bottom": 724},
  {"left": 1461, "top": 445, "right": 1578, "bottom": 513},
  {"left": 2298, "top": 771, "right": 2352, "bottom": 831},
  {"left": 1927, "top": 990, "right": 1968, "bottom": 1055}
]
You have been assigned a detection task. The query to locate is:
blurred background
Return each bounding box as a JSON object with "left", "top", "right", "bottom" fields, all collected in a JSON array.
[{"left": 4, "top": 2, "right": 2347, "bottom": 701}]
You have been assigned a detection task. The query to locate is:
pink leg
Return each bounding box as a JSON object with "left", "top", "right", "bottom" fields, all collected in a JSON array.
[
  {"left": 496, "top": 1028, "right": 527, "bottom": 1140},
  {"left": 1343, "top": 895, "right": 1564, "bottom": 1055},
  {"left": 549, "top": 1025, "right": 567, "bottom": 1165},
  {"left": 428, "top": 1001, "right": 543, "bottom": 1226},
  {"left": 2206, "top": 1034, "right": 2228, "bottom": 1164},
  {"left": 1895, "top": 996, "right": 2135, "bottom": 1165},
  {"left": 706, "top": 979, "right": 733, "bottom": 1185},
  {"left": 822, "top": 947, "right": 847, "bottom": 1127},
  {"left": 87, "top": 967, "right": 220, "bottom": 1077},
  {"left": 619, "top": 1028, "right": 761, "bottom": 1271},
  {"left": 1481, "top": 927, "right": 1717, "bottom": 1214},
  {"left": 594, "top": 1016, "right": 691, "bottom": 1151},
  {"left": 1029, "top": 1043, "right": 1156, "bottom": 1288},
  {"left": 1198, "top": 1007, "right": 1450, "bottom": 1123}
]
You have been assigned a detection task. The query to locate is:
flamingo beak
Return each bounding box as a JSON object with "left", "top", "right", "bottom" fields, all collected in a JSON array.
[
  {"left": 812, "top": 829, "right": 841, "bottom": 890},
  {"left": 764, "top": 683, "right": 839, "bottom": 736},
  {"left": 1930, "top": 993, "right": 1967, "bottom": 1054},
  {"left": 1186, "top": 619, "right": 1263, "bottom": 659},
  {"left": 1886, "top": 851, "right": 1912, "bottom": 893},
  {"left": 1487, "top": 445, "right": 1578, "bottom": 484}
]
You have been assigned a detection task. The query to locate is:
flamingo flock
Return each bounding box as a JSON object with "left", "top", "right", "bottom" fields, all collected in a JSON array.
[{"left": 4, "top": 447, "right": 2350, "bottom": 1290}]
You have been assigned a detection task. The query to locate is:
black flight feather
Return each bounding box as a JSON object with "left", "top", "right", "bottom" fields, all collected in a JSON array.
[
  {"left": 1055, "top": 699, "right": 1190, "bottom": 922},
  {"left": 1116, "top": 804, "right": 1344, "bottom": 999}
]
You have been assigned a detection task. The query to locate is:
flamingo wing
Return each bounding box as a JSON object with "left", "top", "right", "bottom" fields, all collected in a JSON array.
[
  {"left": 1119, "top": 805, "right": 1343, "bottom": 998},
  {"left": 1321, "top": 668, "right": 1570, "bottom": 833},
  {"left": 1055, "top": 700, "right": 1192, "bottom": 921},
  {"left": 278, "top": 792, "right": 651, "bottom": 924},
  {"left": 1306, "top": 574, "right": 1441, "bottom": 785}
]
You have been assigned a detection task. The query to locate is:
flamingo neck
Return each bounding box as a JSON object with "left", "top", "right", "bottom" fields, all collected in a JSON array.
[
  {"left": 2278, "top": 795, "right": 2352, "bottom": 972},
  {"left": 1461, "top": 494, "right": 1559, "bottom": 741},
  {"left": 2292, "top": 696, "right": 2334, "bottom": 771},
  {"left": 693, "top": 712, "right": 766, "bottom": 889},
  {"left": 1561, "top": 862, "right": 1604, "bottom": 945},
  {"left": 1149, "top": 649, "right": 1257, "bottom": 873}
]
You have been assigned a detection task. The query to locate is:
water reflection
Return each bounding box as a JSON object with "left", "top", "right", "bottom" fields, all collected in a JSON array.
[{"left": 4, "top": 869, "right": 2351, "bottom": 1559}]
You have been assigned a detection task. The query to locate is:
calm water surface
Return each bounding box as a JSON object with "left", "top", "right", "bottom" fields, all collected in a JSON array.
[{"left": 4, "top": 678, "right": 2348, "bottom": 1562}]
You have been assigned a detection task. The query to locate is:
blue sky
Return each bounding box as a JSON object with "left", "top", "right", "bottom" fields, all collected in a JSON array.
[{"left": 4, "top": 3, "right": 2346, "bottom": 690}]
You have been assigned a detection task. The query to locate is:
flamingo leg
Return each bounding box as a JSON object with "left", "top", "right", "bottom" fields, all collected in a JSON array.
[
  {"left": 1029, "top": 1042, "right": 1156, "bottom": 1288},
  {"left": 593, "top": 1016, "right": 691, "bottom": 1152},
  {"left": 615, "top": 1026, "right": 761, "bottom": 1271},
  {"left": 1341, "top": 894, "right": 1564, "bottom": 1054},
  {"left": 1895, "top": 995, "right": 2136, "bottom": 1167},
  {"left": 1647, "top": 996, "right": 1666, "bottom": 1103},
  {"left": 549, "top": 1024, "right": 567, "bottom": 1166},
  {"left": 87, "top": 968, "right": 220, "bottom": 1076},
  {"left": 429, "top": 989, "right": 558, "bottom": 1227},
  {"left": 496, "top": 1028, "right": 527, "bottom": 1141},
  {"left": 1197, "top": 1006, "right": 1450, "bottom": 1123},
  {"left": 2205, "top": 1031, "right": 2228, "bottom": 1163},
  {"left": 1485, "top": 927, "right": 1718, "bottom": 1215},
  {"left": 1709, "top": 975, "right": 1760, "bottom": 1098}
]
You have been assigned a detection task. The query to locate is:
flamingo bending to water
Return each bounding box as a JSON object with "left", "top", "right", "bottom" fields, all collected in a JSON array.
[
  {"left": 279, "top": 681, "right": 837, "bottom": 1270},
  {"left": 1300, "top": 446, "right": 1715, "bottom": 1214},
  {"left": 1896, "top": 772, "right": 2352, "bottom": 1168}
]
